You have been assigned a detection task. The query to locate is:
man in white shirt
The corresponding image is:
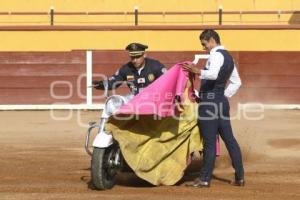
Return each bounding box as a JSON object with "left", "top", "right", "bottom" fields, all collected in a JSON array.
[{"left": 183, "top": 29, "right": 245, "bottom": 188}]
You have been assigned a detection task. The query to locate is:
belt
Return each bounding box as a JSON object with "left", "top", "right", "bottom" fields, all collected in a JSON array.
[{"left": 199, "top": 91, "right": 224, "bottom": 100}]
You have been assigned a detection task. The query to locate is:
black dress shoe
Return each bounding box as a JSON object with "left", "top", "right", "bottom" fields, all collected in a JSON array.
[
  {"left": 186, "top": 178, "right": 210, "bottom": 188},
  {"left": 230, "top": 179, "right": 245, "bottom": 187}
]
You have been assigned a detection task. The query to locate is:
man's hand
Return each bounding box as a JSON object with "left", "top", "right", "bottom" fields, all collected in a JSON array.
[
  {"left": 181, "top": 63, "right": 201, "bottom": 75},
  {"left": 174, "top": 95, "right": 184, "bottom": 112},
  {"left": 92, "top": 80, "right": 104, "bottom": 89}
]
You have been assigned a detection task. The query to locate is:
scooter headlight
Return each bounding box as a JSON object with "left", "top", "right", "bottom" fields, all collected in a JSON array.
[{"left": 105, "top": 95, "right": 126, "bottom": 116}]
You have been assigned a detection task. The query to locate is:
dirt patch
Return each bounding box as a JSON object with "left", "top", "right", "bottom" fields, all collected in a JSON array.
[
  {"left": 0, "top": 110, "right": 300, "bottom": 200},
  {"left": 268, "top": 138, "right": 300, "bottom": 149}
]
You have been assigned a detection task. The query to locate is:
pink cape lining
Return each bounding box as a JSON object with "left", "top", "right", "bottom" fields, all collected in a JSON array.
[{"left": 116, "top": 62, "right": 193, "bottom": 116}]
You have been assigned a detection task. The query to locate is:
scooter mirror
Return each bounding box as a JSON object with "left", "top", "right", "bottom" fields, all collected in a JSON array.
[{"left": 103, "top": 79, "right": 109, "bottom": 98}]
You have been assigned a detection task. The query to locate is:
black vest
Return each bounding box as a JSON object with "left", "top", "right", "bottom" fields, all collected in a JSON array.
[{"left": 200, "top": 49, "right": 234, "bottom": 93}]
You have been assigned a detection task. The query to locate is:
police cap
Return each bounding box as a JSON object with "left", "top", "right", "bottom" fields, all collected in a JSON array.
[{"left": 125, "top": 43, "right": 148, "bottom": 56}]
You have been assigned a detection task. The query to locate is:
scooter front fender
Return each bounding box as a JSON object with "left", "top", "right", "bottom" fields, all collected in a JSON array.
[{"left": 92, "top": 131, "right": 113, "bottom": 148}]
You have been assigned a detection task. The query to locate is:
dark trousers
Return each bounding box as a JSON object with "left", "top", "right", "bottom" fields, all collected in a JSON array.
[{"left": 198, "top": 94, "right": 244, "bottom": 182}]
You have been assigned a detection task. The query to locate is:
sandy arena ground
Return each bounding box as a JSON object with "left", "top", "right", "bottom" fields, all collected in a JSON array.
[{"left": 0, "top": 109, "right": 300, "bottom": 200}]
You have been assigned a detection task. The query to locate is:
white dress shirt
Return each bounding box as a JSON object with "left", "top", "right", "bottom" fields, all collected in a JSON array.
[
  {"left": 199, "top": 45, "right": 242, "bottom": 98},
  {"left": 137, "top": 66, "right": 144, "bottom": 75}
]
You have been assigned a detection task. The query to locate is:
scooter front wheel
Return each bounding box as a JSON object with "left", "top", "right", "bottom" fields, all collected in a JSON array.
[{"left": 91, "top": 146, "right": 117, "bottom": 190}]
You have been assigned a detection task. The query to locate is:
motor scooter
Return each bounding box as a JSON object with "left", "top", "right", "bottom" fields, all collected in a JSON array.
[{"left": 85, "top": 81, "right": 134, "bottom": 190}]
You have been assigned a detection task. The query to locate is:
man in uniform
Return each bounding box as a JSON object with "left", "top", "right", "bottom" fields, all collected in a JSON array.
[
  {"left": 183, "top": 29, "right": 245, "bottom": 188},
  {"left": 92, "top": 43, "right": 166, "bottom": 95}
]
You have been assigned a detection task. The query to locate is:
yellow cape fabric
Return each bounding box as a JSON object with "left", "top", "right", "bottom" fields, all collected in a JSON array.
[{"left": 105, "top": 81, "right": 203, "bottom": 185}]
